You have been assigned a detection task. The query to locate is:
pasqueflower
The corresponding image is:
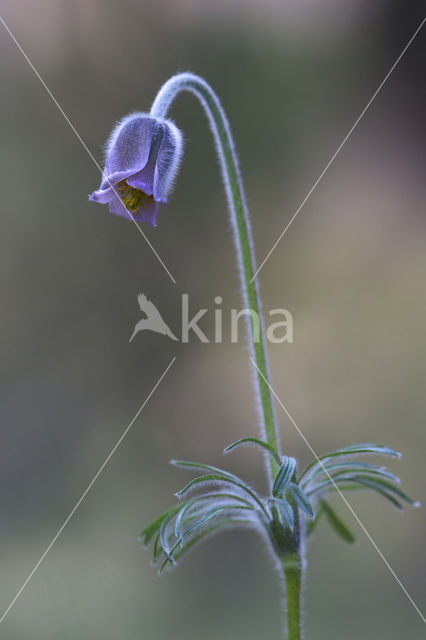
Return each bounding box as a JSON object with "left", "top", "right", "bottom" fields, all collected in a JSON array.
[{"left": 89, "top": 112, "right": 183, "bottom": 226}]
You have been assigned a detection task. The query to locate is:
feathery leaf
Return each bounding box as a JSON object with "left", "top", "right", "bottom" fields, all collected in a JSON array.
[
  {"left": 224, "top": 437, "right": 281, "bottom": 465},
  {"left": 287, "top": 482, "right": 314, "bottom": 519},
  {"left": 273, "top": 457, "right": 297, "bottom": 498},
  {"left": 321, "top": 500, "right": 356, "bottom": 544},
  {"left": 299, "top": 444, "right": 401, "bottom": 484}
]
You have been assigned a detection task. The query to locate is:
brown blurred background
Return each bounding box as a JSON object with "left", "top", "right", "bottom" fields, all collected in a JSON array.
[{"left": 0, "top": 1, "right": 425, "bottom": 638}]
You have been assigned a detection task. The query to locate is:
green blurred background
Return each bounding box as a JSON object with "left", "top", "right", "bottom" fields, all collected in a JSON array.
[{"left": 1, "top": 1, "right": 425, "bottom": 638}]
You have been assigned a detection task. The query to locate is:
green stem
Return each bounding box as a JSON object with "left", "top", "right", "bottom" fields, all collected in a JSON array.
[
  {"left": 282, "top": 554, "right": 303, "bottom": 640},
  {"left": 151, "top": 73, "right": 280, "bottom": 481}
]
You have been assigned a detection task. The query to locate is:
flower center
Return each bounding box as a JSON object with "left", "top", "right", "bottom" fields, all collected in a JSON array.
[{"left": 117, "top": 179, "right": 154, "bottom": 214}]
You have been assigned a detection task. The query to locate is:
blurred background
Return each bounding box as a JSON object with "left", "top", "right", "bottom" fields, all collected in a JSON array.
[{"left": 0, "top": 1, "right": 425, "bottom": 638}]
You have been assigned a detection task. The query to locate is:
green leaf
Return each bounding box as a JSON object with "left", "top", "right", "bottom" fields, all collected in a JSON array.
[
  {"left": 140, "top": 504, "right": 182, "bottom": 546},
  {"left": 305, "top": 503, "right": 325, "bottom": 536},
  {"left": 352, "top": 480, "right": 402, "bottom": 509},
  {"left": 269, "top": 498, "right": 294, "bottom": 531},
  {"left": 272, "top": 457, "right": 297, "bottom": 498},
  {"left": 174, "top": 500, "right": 197, "bottom": 539},
  {"left": 303, "top": 461, "right": 400, "bottom": 488},
  {"left": 287, "top": 482, "right": 314, "bottom": 518},
  {"left": 309, "top": 474, "right": 417, "bottom": 510},
  {"left": 158, "top": 518, "right": 253, "bottom": 573},
  {"left": 224, "top": 437, "right": 281, "bottom": 465},
  {"left": 354, "top": 476, "right": 418, "bottom": 506},
  {"left": 175, "top": 474, "right": 268, "bottom": 517},
  {"left": 344, "top": 443, "right": 401, "bottom": 456},
  {"left": 175, "top": 473, "right": 236, "bottom": 496},
  {"left": 152, "top": 533, "right": 162, "bottom": 563},
  {"left": 299, "top": 443, "right": 401, "bottom": 484},
  {"left": 180, "top": 505, "right": 253, "bottom": 542},
  {"left": 329, "top": 462, "right": 399, "bottom": 482},
  {"left": 173, "top": 518, "right": 251, "bottom": 561},
  {"left": 321, "top": 500, "right": 356, "bottom": 544},
  {"left": 349, "top": 476, "right": 418, "bottom": 508},
  {"left": 307, "top": 467, "right": 402, "bottom": 496},
  {"left": 159, "top": 509, "right": 180, "bottom": 563},
  {"left": 158, "top": 539, "right": 181, "bottom": 573},
  {"left": 171, "top": 459, "right": 240, "bottom": 479},
  {"left": 172, "top": 461, "right": 263, "bottom": 506},
  {"left": 320, "top": 479, "right": 403, "bottom": 509},
  {"left": 174, "top": 491, "right": 254, "bottom": 539},
  {"left": 171, "top": 460, "right": 258, "bottom": 490}
]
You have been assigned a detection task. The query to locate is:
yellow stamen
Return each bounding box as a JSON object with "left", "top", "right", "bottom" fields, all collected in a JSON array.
[{"left": 116, "top": 179, "right": 154, "bottom": 214}]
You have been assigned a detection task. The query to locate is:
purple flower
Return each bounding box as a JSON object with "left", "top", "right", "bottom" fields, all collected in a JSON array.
[{"left": 89, "top": 112, "right": 183, "bottom": 227}]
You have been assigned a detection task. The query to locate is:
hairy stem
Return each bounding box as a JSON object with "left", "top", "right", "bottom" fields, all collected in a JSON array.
[
  {"left": 151, "top": 73, "right": 280, "bottom": 481},
  {"left": 282, "top": 554, "right": 303, "bottom": 640}
]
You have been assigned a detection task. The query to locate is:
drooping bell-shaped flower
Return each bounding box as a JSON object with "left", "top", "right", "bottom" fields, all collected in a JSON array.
[{"left": 89, "top": 112, "right": 183, "bottom": 226}]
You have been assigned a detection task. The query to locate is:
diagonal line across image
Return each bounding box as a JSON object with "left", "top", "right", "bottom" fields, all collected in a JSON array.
[
  {"left": 0, "top": 15, "right": 176, "bottom": 285},
  {"left": 251, "top": 16, "right": 426, "bottom": 283},
  {"left": 250, "top": 357, "right": 426, "bottom": 626},
  {"left": 0, "top": 357, "right": 177, "bottom": 626}
]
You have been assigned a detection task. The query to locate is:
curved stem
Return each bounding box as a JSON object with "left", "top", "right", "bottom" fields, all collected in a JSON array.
[{"left": 151, "top": 73, "right": 280, "bottom": 482}]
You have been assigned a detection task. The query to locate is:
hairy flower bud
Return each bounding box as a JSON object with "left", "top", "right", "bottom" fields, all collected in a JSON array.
[{"left": 89, "top": 112, "right": 183, "bottom": 226}]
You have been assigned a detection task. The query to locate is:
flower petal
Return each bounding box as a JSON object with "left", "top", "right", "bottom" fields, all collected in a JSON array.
[
  {"left": 89, "top": 187, "right": 114, "bottom": 204},
  {"left": 153, "top": 119, "right": 183, "bottom": 201},
  {"left": 104, "top": 114, "right": 157, "bottom": 178},
  {"left": 99, "top": 168, "right": 142, "bottom": 191},
  {"left": 126, "top": 168, "right": 154, "bottom": 196},
  {"left": 108, "top": 194, "right": 130, "bottom": 218},
  {"left": 126, "top": 120, "right": 165, "bottom": 196},
  {"left": 135, "top": 200, "right": 159, "bottom": 227},
  {"left": 106, "top": 193, "right": 159, "bottom": 227}
]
